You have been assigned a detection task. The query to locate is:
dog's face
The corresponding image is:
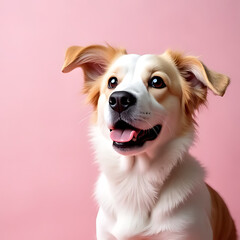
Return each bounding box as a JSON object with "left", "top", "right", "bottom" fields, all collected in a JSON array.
[
  {"left": 98, "top": 53, "right": 184, "bottom": 156},
  {"left": 62, "top": 45, "right": 229, "bottom": 157}
]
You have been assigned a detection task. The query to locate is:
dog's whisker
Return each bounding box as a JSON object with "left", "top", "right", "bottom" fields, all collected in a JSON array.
[
  {"left": 136, "top": 112, "right": 173, "bottom": 137},
  {"left": 139, "top": 118, "right": 160, "bottom": 136},
  {"left": 162, "top": 119, "right": 174, "bottom": 138}
]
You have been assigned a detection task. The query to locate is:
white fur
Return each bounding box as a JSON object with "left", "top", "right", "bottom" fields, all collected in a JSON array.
[{"left": 91, "top": 54, "right": 213, "bottom": 239}]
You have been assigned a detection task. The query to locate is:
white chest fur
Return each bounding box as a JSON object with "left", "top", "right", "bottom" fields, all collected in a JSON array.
[{"left": 95, "top": 154, "right": 210, "bottom": 239}]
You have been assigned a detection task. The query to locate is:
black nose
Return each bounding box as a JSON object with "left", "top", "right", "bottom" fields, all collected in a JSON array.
[{"left": 109, "top": 91, "right": 136, "bottom": 113}]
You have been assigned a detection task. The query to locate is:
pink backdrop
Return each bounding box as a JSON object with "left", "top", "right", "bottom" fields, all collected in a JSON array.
[{"left": 1, "top": 0, "right": 240, "bottom": 239}]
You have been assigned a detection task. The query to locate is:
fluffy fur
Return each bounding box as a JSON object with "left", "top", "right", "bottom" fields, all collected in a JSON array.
[{"left": 62, "top": 45, "right": 236, "bottom": 240}]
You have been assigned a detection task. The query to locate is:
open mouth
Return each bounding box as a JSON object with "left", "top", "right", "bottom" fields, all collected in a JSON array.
[{"left": 110, "top": 120, "right": 162, "bottom": 150}]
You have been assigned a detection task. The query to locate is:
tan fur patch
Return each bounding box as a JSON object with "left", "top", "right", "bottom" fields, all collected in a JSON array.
[
  {"left": 166, "top": 50, "right": 230, "bottom": 123},
  {"left": 207, "top": 185, "right": 237, "bottom": 240}
]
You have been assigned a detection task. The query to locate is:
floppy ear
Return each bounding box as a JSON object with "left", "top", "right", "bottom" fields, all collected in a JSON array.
[
  {"left": 166, "top": 50, "right": 230, "bottom": 117},
  {"left": 62, "top": 45, "right": 126, "bottom": 106}
]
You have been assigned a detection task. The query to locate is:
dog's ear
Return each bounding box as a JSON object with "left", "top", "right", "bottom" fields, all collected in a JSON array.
[
  {"left": 166, "top": 50, "right": 230, "bottom": 117},
  {"left": 62, "top": 45, "right": 126, "bottom": 107}
]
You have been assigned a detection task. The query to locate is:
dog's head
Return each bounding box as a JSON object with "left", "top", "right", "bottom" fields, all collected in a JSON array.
[{"left": 62, "top": 45, "right": 229, "bottom": 157}]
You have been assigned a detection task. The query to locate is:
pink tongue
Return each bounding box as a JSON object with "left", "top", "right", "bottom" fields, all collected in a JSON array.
[{"left": 110, "top": 129, "right": 137, "bottom": 142}]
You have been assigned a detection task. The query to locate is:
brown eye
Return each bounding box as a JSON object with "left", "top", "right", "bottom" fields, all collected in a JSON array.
[
  {"left": 108, "top": 77, "right": 118, "bottom": 89},
  {"left": 148, "top": 76, "right": 166, "bottom": 89}
]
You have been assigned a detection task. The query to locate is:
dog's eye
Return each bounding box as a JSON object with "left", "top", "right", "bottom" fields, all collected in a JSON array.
[
  {"left": 148, "top": 76, "right": 166, "bottom": 89},
  {"left": 108, "top": 77, "right": 118, "bottom": 89}
]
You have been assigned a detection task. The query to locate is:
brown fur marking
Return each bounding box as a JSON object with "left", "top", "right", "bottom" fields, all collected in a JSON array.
[{"left": 207, "top": 185, "right": 237, "bottom": 240}]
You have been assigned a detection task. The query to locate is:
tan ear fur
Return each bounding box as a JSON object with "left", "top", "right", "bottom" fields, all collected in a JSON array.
[
  {"left": 166, "top": 50, "right": 230, "bottom": 118},
  {"left": 167, "top": 50, "right": 230, "bottom": 96},
  {"left": 62, "top": 45, "right": 126, "bottom": 107},
  {"left": 62, "top": 46, "right": 84, "bottom": 73},
  {"left": 203, "top": 64, "right": 230, "bottom": 96}
]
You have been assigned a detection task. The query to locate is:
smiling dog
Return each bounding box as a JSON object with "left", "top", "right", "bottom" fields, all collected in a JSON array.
[{"left": 62, "top": 45, "right": 237, "bottom": 240}]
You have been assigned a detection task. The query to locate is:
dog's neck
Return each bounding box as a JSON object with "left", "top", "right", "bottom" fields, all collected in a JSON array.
[
  {"left": 91, "top": 124, "right": 195, "bottom": 188},
  {"left": 90, "top": 126, "right": 195, "bottom": 176},
  {"left": 119, "top": 132, "right": 193, "bottom": 174}
]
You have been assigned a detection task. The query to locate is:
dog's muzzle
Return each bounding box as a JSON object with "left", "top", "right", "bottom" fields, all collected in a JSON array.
[{"left": 108, "top": 91, "right": 162, "bottom": 151}]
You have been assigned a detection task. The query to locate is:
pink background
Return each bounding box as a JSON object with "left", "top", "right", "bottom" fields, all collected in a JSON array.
[{"left": 1, "top": 0, "right": 240, "bottom": 239}]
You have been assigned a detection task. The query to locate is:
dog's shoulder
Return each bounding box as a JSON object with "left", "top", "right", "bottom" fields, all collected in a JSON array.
[
  {"left": 148, "top": 155, "right": 212, "bottom": 235},
  {"left": 156, "top": 155, "right": 208, "bottom": 214}
]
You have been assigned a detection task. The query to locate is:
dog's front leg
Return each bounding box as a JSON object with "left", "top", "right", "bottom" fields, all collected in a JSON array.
[{"left": 96, "top": 208, "right": 116, "bottom": 240}]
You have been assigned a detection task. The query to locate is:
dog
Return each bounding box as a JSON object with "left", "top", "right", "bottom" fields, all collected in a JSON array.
[{"left": 62, "top": 45, "right": 237, "bottom": 240}]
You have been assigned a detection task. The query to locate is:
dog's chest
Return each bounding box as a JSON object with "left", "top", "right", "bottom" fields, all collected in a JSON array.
[
  {"left": 96, "top": 169, "right": 163, "bottom": 238},
  {"left": 110, "top": 172, "right": 162, "bottom": 238},
  {"left": 112, "top": 172, "right": 160, "bottom": 212}
]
